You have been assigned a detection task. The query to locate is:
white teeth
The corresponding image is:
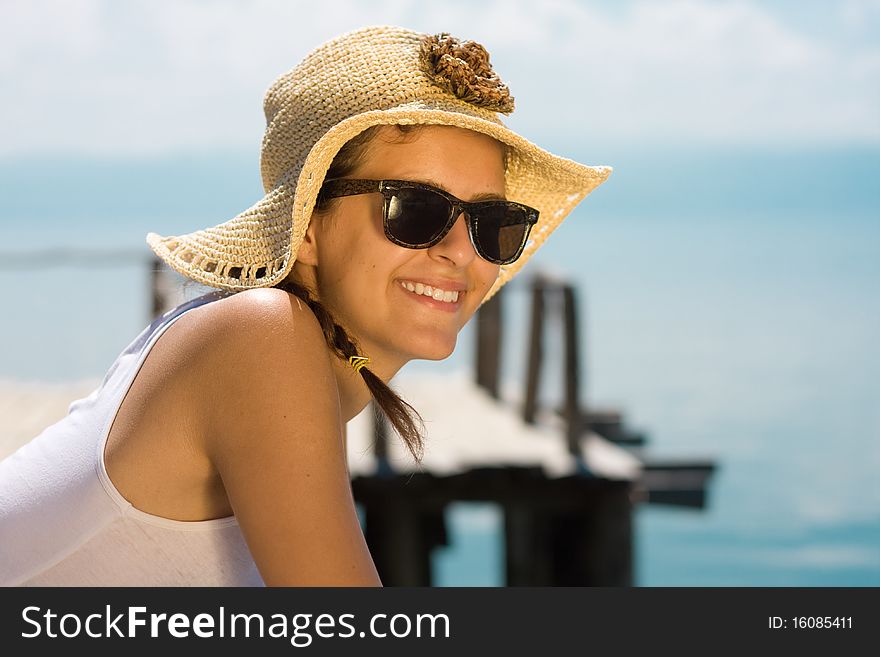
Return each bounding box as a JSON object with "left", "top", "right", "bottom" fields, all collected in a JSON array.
[{"left": 399, "top": 280, "right": 461, "bottom": 304}]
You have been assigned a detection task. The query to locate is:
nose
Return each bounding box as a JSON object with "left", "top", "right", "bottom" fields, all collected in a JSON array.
[{"left": 426, "top": 212, "right": 477, "bottom": 267}]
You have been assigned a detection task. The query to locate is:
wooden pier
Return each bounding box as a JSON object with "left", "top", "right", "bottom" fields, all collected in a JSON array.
[{"left": 348, "top": 273, "right": 716, "bottom": 586}]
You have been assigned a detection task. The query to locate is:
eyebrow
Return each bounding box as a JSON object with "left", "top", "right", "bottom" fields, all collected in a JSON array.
[{"left": 419, "top": 178, "right": 507, "bottom": 202}]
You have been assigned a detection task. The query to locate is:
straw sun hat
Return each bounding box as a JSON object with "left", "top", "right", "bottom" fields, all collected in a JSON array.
[{"left": 147, "top": 25, "right": 611, "bottom": 303}]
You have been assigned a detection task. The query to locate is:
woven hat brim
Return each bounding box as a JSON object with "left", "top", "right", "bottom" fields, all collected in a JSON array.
[{"left": 147, "top": 104, "right": 611, "bottom": 302}]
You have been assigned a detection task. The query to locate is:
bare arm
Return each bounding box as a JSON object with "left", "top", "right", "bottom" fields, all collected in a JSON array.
[{"left": 197, "top": 289, "right": 381, "bottom": 586}]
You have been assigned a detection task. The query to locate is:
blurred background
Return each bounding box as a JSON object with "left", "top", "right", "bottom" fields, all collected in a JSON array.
[{"left": 1, "top": 0, "right": 877, "bottom": 585}]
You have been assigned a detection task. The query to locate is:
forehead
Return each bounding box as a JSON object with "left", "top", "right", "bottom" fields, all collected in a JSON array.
[{"left": 353, "top": 125, "right": 507, "bottom": 196}]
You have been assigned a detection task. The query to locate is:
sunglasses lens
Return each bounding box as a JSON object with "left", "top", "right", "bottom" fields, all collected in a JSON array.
[
  {"left": 472, "top": 205, "right": 532, "bottom": 264},
  {"left": 383, "top": 183, "right": 535, "bottom": 264},
  {"left": 386, "top": 187, "right": 452, "bottom": 246}
]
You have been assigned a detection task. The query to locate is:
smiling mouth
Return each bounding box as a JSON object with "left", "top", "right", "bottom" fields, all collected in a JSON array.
[{"left": 398, "top": 280, "right": 461, "bottom": 304}]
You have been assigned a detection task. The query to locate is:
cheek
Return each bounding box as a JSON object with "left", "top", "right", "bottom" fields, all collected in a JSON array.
[
  {"left": 321, "top": 231, "right": 411, "bottom": 294},
  {"left": 462, "top": 261, "right": 501, "bottom": 318},
  {"left": 474, "top": 262, "right": 501, "bottom": 296}
]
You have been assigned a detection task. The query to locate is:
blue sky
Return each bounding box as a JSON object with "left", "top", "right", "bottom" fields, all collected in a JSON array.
[{"left": 1, "top": 0, "right": 878, "bottom": 157}]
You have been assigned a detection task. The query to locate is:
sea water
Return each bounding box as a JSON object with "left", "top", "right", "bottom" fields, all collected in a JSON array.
[{"left": 2, "top": 145, "right": 877, "bottom": 586}]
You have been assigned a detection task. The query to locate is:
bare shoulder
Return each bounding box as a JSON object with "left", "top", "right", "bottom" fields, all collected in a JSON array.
[
  {"left": 179, "top": 287, "right": 380, "bottom": 586},
  {"left": 168, "top": 288, "right": 327, "bottom": 394},
  {"left": 183, "top": 287, "right": 335, "bottom": 436},
  {"left": 182, "top": 287, "right": 325, "bottom": 357},
  {"left": 210, "top": 286, "right": 319, "bottom": 331}
]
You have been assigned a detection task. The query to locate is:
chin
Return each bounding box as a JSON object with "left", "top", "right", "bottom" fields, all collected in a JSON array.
[{"left": 407, "top": 334, "right": 458, "bottom": 361}]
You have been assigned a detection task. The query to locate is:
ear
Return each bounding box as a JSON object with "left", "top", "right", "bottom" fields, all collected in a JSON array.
[{"left": 296, "top": 216, "right": 321, "bottom": 267}]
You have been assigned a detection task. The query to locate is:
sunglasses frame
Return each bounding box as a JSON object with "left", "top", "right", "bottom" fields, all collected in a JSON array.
[{"left": 318, "top": 178, "right": 539, "bottom": 265}]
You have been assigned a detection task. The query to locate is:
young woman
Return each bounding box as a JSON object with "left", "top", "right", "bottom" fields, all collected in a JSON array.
[{"left": 0, "top": 26, "right": 610, "bottom": 586}]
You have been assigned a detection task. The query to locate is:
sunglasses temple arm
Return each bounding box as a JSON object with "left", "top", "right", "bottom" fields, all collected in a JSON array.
[{"left": 320, "top": 179, "right": 383, "bottom": 199}]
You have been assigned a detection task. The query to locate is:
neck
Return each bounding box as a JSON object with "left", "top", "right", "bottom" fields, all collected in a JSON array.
[{"left": 283, "top": 267, "right": 408, "bottom": 421}]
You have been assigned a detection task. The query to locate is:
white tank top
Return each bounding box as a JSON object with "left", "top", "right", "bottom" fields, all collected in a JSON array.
[{"left": 0, "top": 291, "right": 265, "bottom": 586}]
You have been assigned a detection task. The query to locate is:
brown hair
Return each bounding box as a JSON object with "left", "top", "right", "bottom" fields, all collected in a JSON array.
[{"left": 275, "top": 125, "right": 426, "bottom": 462}]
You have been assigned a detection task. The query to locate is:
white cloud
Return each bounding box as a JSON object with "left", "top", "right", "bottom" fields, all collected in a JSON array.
[{"left": 0, "top": 0, "right": 877, "bottom": 156}]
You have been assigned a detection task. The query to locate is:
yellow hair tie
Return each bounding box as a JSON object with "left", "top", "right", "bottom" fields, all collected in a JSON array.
[{"left": 348, "top": 355, "right": 370, "bottom": 373}]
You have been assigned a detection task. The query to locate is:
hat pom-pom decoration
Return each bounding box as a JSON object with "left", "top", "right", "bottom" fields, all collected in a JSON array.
[{"left": 419, "top": 32, "right": 515, "bottom": 114}]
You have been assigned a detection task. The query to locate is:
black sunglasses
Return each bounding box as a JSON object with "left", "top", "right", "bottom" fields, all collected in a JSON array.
[{"left": 318, "top": 179, "right": 539, "bottom": 265}]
